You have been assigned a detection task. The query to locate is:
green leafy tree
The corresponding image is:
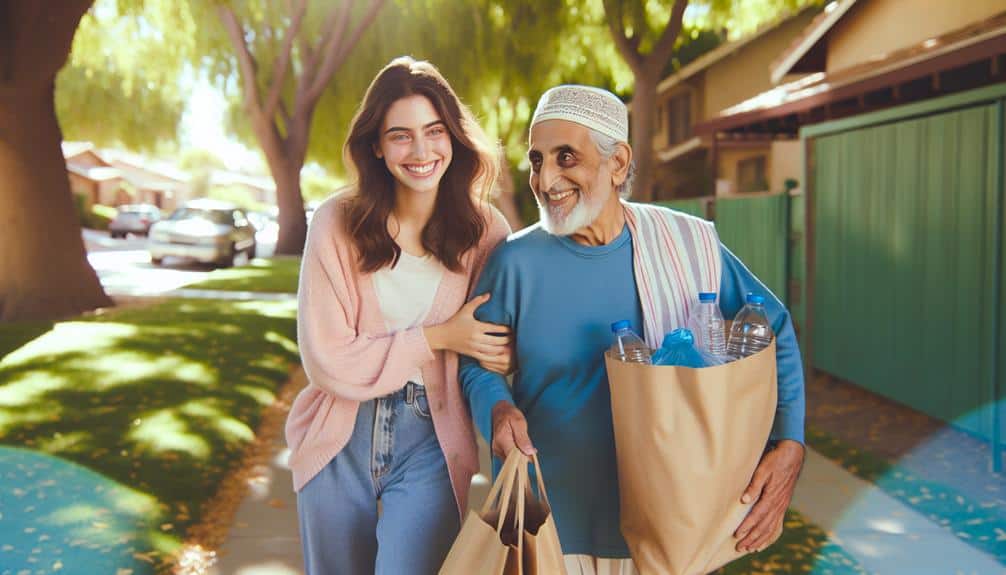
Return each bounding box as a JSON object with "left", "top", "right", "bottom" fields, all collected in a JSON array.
[
  {"left": 193, "top": 0, "right": 387, "bottom": 255},
  {"left": 56, "top": 1, "right": 188, "bottom": 151},
  {"left": 302, "top": 0, "right": 630, "bottom": 229},
  {"left": 0, "top": 0, "right": 200, "bottom": 320}
]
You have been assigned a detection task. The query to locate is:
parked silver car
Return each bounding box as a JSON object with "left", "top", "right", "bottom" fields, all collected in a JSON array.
[
  {"left": 109, "top": 204, "right": 161, "bottom": 238},
  {"left": 148, "top": 200, "right": 257, "bottom": 267}
]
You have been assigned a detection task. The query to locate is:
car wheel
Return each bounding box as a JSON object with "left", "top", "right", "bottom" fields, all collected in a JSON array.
[{"left": 218, "top": 244, "right": 236, "bottom": 268}]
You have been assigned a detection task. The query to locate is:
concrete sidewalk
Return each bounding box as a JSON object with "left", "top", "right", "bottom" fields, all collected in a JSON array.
[
  {"left": 206, "top": 428, "right": 494, "bottom": 575},
  {"left": 207, "top": 429, "right": 303, "bottom": 575},
  {"left": 206, "top": 426, "right": 1005, "bottom": 574},
  {"left": 791, "top": 450, "right": 1005, "bottom": 575}
]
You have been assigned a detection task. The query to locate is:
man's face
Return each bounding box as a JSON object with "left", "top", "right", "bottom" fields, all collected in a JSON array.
[{"left": 527, "top": 120, "right": 616, "bottom": 236}]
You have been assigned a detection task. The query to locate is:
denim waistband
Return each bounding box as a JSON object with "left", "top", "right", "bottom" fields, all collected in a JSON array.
[{"left": 383, "top": 381, "right": 425, "bottom": 404}]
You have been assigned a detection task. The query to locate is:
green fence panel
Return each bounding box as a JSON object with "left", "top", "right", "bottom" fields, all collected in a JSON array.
[
  {"left": 788, "top": 193, "right": 806, "bottom": 337},
  {"left": 655, "top": 198, "right": 709, "bottom": 220},
  {"left": 811, "top": 103, "right": 1001, "bottom": 441},
  {"left": 715, "top": 193, "right": 790, "bottom": 305}
]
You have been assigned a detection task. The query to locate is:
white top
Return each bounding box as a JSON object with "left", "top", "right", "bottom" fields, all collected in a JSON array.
[{"left": 372, "top": 250, "right": 445, "bottom": 386}]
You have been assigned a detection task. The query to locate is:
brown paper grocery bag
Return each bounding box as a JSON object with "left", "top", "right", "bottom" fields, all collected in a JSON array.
[
  {"left": 440, "top": 449, "right": 526, "bottom": 575},
  {"left": 605, "top": 340, "right": 780, "bottom": 575},
  {"left": 521, "top": 454, "right": 567, "bottom": 575}
]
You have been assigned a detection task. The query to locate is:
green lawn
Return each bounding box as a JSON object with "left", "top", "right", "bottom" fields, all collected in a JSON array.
[
  {"left": 185, "top": 257, "right": 301, "bottom": 293},
  {"left": 0, "top": 297, "right": 299, "bottom": 571},
  {"left": 0, "top": 320, "right": 54, "bottom": 360}
]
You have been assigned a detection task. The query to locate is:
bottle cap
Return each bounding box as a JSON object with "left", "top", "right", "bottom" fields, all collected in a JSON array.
[
  {"left": 611, "top": 320, "right": 631, "bottom": 332},
  {"left": 698, "top": 292, "right": 717, "bottom": 302},
  {"left": 746, "top": 293, "right": 766, "bottom": 305}
]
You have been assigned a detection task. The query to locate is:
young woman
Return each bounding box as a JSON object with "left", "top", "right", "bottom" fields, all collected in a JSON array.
[{"left": 286, "top": 57, "right": 512, "bottom": 574}]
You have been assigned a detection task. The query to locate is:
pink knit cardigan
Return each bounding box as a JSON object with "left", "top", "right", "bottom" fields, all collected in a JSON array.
[{"left": 285, "top": 193, "right": 510, "bottom": 517}]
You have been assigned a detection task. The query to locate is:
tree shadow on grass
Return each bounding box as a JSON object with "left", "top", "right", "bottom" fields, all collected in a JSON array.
[
  {"left": 0, "top": 298, "right": 299, "bottom": 570},
  {"left": 0, "top": 321, "right": 54, "bottom": 360}
]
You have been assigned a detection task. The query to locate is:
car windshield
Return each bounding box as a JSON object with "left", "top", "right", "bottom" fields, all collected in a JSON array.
[{"left": 167, "top": 208, "right": 232, "bottom": 225}]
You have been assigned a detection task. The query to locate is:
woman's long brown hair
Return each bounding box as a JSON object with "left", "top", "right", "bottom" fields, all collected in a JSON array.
[{"left": 344, "top": 57, "right": 498, "bottom": 273}]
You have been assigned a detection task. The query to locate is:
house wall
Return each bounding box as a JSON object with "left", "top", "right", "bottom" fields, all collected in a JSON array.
[
  {"left": 68, "top": 173, "right": 99, "bottom": 205},
  {"left": 826, "top": 0, "right": 1005, "bottom": 74},
  {"left": 654, "top": 149, "right": 710, "bottom": 200},
  {"left": 703, "top": 10, "right": 819, "bottom": 120},
  {"left": 770, "top": 139, "right": 803, "bottom": 193},
  {"left": 717, "top": 146, "right": 772, "bottom": 195},
  {"left": 654, "top": 79, "right": 702, "bottom": 152}
]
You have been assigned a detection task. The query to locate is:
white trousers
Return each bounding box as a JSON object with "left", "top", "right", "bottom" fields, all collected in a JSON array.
[{"left": 563, "top": 555, "right": 639, "bottom": 575}]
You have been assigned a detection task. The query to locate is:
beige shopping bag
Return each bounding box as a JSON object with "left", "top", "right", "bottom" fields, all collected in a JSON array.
[
  {"left": 521, "top": 454, "right": 567, "bottom": 575},
  {"left": 440, "top": 449, "right": 527, "bottom": 575},
  {"left": 605, "top": 340, "right": 780, "bottom": 575}
]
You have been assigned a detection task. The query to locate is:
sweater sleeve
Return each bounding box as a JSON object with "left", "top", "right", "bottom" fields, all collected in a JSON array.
[
  {"left": 718, "top": 243, "right": 806, "bottom": 444},
  {"left": 460, "top": 240, "right": 519, "bottom": 444},
  {"left": 296, "top": 204, "right": 435, "bottom": 402}
]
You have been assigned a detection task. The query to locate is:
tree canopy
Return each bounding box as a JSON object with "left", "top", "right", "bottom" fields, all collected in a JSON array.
[{"left": 58, "top": 0, "right": 822, "bottom": 195}]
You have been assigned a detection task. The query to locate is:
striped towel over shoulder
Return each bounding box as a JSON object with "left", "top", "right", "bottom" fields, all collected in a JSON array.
[{"left": 622, "top": 200, "right": 723, "bottom": 349}]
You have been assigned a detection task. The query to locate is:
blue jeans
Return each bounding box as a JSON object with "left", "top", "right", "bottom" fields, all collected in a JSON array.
[{"left": 297, "top": 382, "right": 460, "bottom": 575}]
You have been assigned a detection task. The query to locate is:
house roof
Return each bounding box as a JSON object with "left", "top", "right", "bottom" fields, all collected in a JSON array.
[
  {"left": 695, "top": 11, "right": 1006, "bottom": 134},
  {"left": 61, "top": 141, "right": 97, "bottom": 159},
  {"left": 656, "top": 136, "right": 705, "bottom": 163},
  {"left": 210, "top": 169, "right": 275, "bottom": 192},
  {"left": 657, "top": 5, "right": 820, "bottom": 95},
  {"left": 770, "top": 0, "right": 859, "bottom": 84},
  {"left": 103, "top": 150, "right": 191, "bottom": 184},
  {"left": 67, "top": 164, "right": 122, "bottom": 182}
]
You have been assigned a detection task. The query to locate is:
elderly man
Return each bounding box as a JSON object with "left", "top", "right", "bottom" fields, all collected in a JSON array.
[{"left": 460, "top": 85, "right": 805, "bottom": 573}]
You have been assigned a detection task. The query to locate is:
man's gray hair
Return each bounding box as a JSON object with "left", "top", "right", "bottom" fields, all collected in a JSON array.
[{"left": 589, "top": 129, "right": 636, "bottom": 199}]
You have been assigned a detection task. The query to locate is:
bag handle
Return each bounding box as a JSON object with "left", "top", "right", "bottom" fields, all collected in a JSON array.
[
  {"left": 483, "top": 448, "right": 529, "bottom": 538},
  {"left": 529, "top": 453, "right": 551, "bottom": 506},
  {"left": 480, "top": 448, "right": 523, "bottom": 517},
  {"left": 514, "top": 453, "right": 527, "bottom": 575}
]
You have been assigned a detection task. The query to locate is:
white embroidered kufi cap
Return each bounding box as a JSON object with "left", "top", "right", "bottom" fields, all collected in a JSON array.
[{"left": 530, "top": 85, "right": 629, "bottom": 142}]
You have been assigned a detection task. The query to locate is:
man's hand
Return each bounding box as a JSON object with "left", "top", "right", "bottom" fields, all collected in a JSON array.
[
  {"left": 734, "top": 439, "right": 805, "bottom": 552},
  {"left": 491, "top": 401, "right": 536, "bottom": 460}
]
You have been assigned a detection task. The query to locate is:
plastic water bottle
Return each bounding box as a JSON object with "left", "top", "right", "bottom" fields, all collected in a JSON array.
[
  {"left": 689, "top": 292, "right": 728, "bottom": 360},
  {"left": 727, "top": 293, "right": 774, "bottom": 358},
  {"left": 610, "top": 320, "right": 652, "bottom": 364}
]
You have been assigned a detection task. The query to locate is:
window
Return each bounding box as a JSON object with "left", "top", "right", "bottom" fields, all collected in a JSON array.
[
  {"left": 737, "top": 156, "right": 768, "bottom": 193},
  {"left": 667, "top": 91, "right": 692, "bottom": 147}
]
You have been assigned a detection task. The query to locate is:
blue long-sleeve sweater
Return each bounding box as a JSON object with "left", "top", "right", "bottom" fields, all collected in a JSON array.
[{"left": 460, "top": 222, "right": 805, "bottom": 558}]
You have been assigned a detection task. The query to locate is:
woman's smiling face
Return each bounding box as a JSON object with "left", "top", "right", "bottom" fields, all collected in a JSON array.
[{"left": 376, "top": 94, "right": 453, "bottom": 196}]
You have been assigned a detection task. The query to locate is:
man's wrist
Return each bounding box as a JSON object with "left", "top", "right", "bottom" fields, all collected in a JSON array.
[{"left": 491, "top": 399, "right": 515, "bottom": 418}]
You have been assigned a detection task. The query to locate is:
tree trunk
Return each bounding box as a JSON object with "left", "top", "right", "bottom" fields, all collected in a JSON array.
[
  {"left": 272, "top": 162, "right": 308, "bottom": 255},
  {"left": 630, "top": 71, "right": 659, "bottom": 202},
  {"left": 493, "top": 160, "right": 524, "bottom": 231},
  {"left": 0, "top": 81, "right": 111, "bottom": 321}
]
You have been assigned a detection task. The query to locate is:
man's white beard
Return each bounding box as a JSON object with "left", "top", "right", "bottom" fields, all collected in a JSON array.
[{"left": 537, "top": 191, "right": 606, "bottom": 236}]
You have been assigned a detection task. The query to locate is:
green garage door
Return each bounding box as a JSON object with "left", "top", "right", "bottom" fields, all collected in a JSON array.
[{"left": 809, "top": 95, "right": 1003, "bottom": 441}]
